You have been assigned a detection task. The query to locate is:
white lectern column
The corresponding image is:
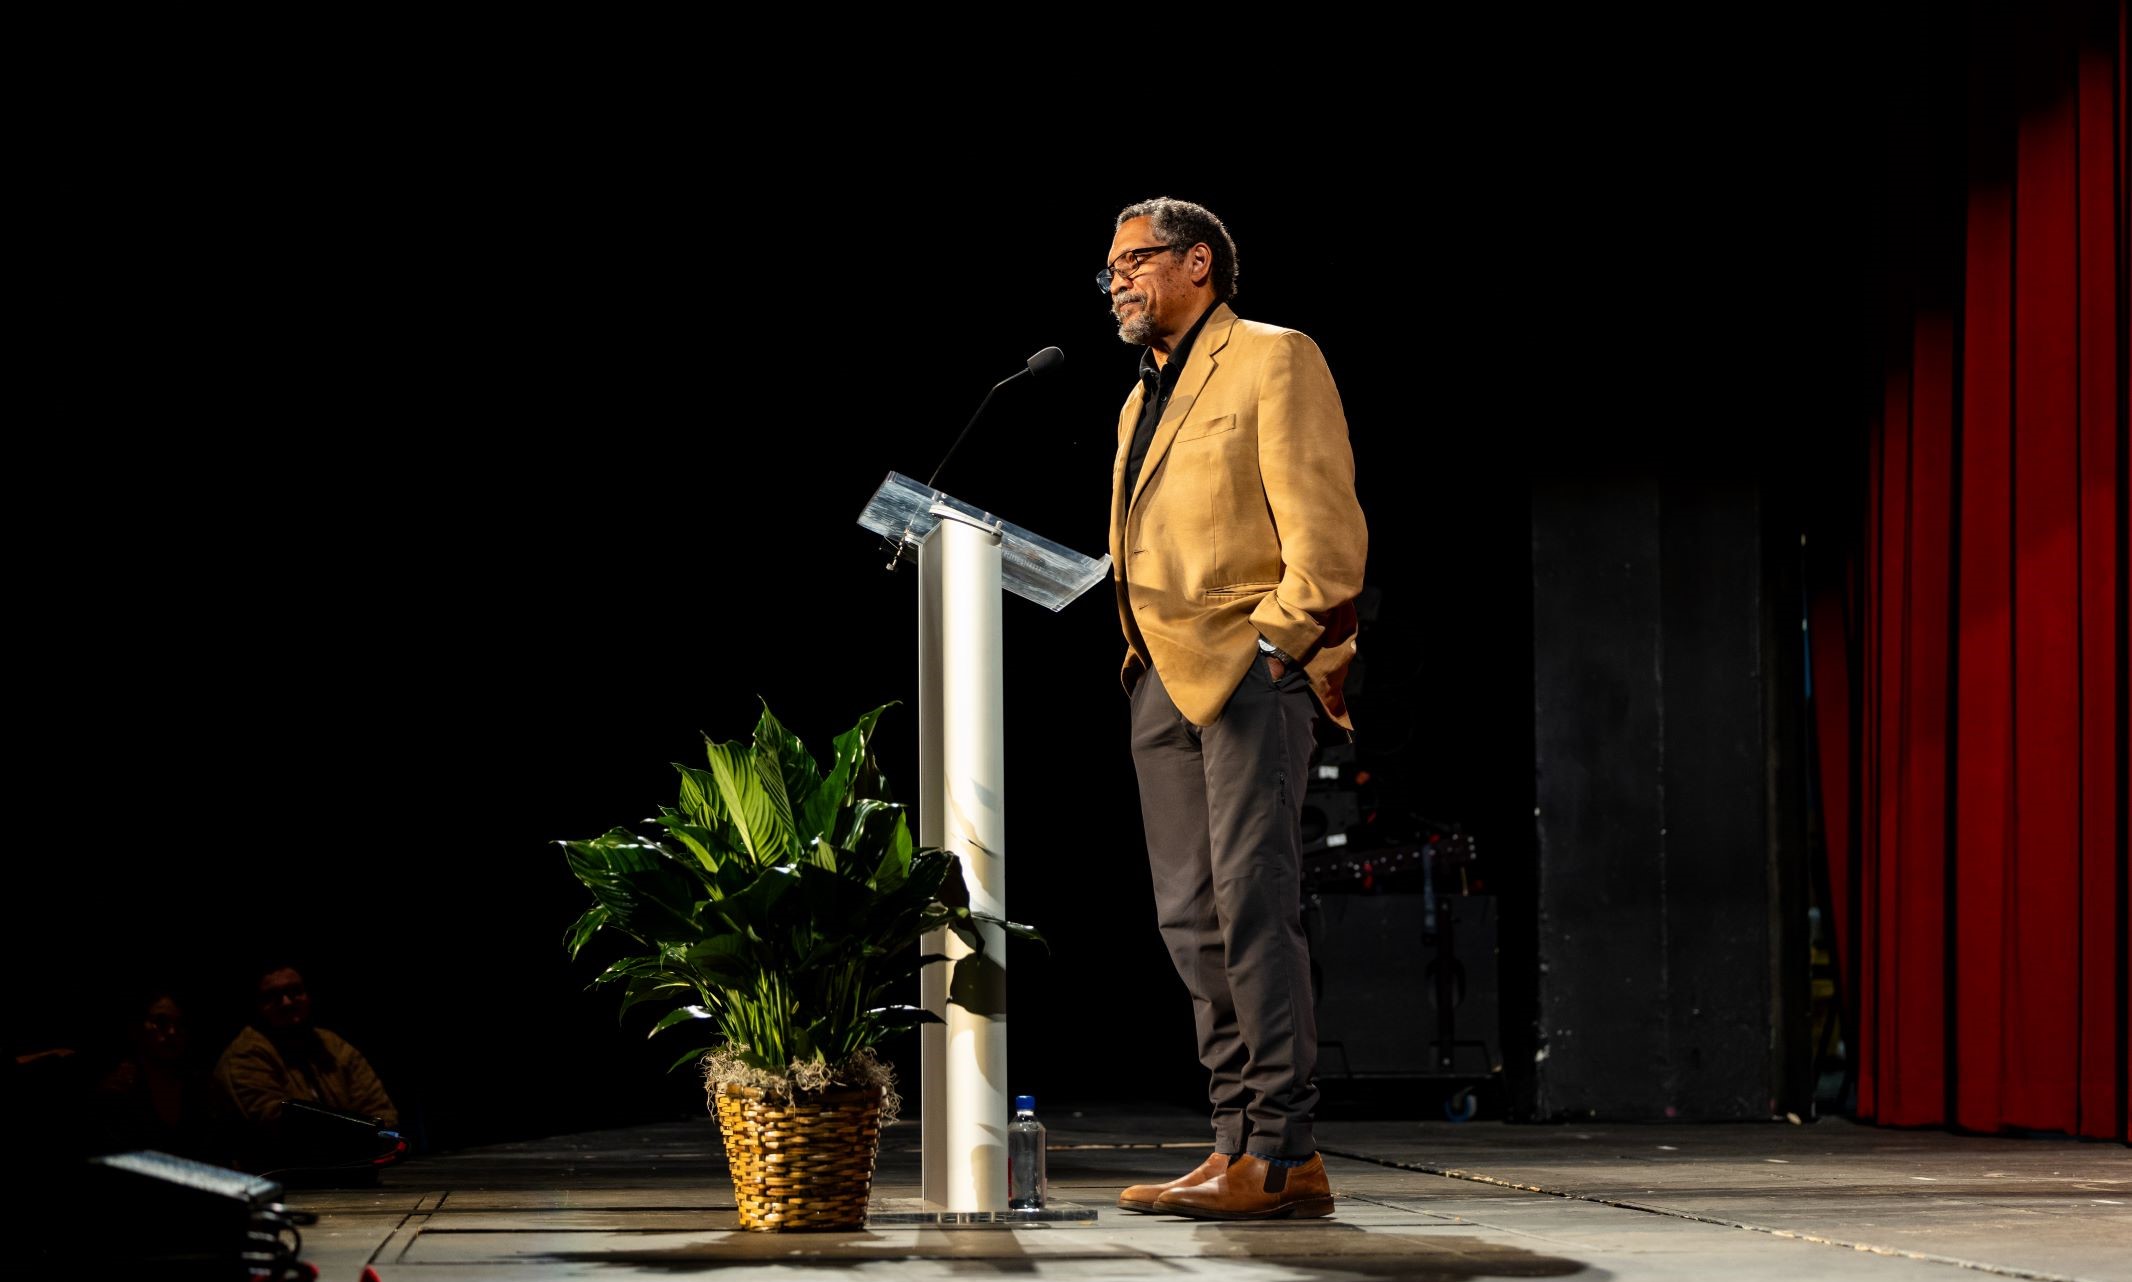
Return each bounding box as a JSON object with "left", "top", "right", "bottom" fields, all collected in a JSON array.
[
  {"left": 861, "top": 470, "right": 1105, "bottom": 1221},
  {"left": 917, "top": 510, "right": 1008, "bottom": 1211}
]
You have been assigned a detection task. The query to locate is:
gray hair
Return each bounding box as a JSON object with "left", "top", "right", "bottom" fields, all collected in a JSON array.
[{"left": 1116, "top": 197, "right": 1239, "bottom": 302}]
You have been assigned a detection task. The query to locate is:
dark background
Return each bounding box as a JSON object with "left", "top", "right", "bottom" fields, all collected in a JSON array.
[{"left": 8, "top": 26, "right": 1880, "bottom": 1152}]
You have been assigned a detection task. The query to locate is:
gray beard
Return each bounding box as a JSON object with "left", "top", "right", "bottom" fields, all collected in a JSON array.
[{"left": 1114, "top": 294, "right": 1156, "bottom": 346}]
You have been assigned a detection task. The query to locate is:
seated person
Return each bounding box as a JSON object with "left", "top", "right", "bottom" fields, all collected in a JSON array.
[
  {"left": 93, "top": 990, "right": 216, "bottom": 1160},
  {"left": 211, "top": 963, "right": 397, "bottom": 1171}
]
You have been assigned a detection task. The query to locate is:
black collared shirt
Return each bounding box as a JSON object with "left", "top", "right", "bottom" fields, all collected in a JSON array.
[{"left": 1120, "top": 302, "right": 1217, "bottom": 520}]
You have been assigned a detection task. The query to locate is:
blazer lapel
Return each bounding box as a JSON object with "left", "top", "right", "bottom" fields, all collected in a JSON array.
[
  {"left": 1108, "top": 381, "right": 1146, "bottom": 570},
  {"left": 1125, "top": 303, "right": 1236, "bottom": 519}
]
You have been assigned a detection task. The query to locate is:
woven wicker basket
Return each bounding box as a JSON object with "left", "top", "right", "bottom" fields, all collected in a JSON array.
[{"left": 713, "top": 1082, "right": 885, "bottom": 1231}]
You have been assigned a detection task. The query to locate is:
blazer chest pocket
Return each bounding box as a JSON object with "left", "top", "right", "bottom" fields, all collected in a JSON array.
[{"left": 1174, "top": 413, "right": 1238, "bottom": 443}]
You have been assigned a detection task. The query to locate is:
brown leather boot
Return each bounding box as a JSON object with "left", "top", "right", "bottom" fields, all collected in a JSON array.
[
  {"left": 1117, "top": 1151, "right": 1230, "bottom": 1213},
  {"left": 1153, "top": 1152, "right": 1334, "bottom": 1219}
]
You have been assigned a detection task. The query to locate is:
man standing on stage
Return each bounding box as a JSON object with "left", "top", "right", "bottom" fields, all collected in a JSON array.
[{"left": 1103, "top": 197, "right": 1367, "bottom": 1219}]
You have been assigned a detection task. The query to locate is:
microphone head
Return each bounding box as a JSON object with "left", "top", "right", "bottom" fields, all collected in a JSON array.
[{"left": 1026, "top": 346, "right": 1065, "bottom": 377}]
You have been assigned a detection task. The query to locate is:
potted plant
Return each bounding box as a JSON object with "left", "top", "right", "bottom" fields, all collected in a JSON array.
[{"left": 559, "top": 701, "right": 1035, "bottom": 1230}]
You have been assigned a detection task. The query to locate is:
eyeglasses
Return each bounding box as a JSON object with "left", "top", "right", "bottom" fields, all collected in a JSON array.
[{"left": 1095, "top": 244, "right": 1182, "bottom": 293}]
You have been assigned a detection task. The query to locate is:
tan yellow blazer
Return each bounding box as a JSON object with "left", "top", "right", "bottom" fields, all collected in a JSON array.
[{"left": 1110, "top": 303, "right": 1367, "bottom": 728}]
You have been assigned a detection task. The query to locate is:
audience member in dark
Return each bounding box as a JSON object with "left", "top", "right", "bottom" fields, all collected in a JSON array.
[
  {"left": 93, "top": 990, "right": 216, "bottom": 1159},
  {"left": 211, "top": 963, "right": 397, "bottom": 1171}
]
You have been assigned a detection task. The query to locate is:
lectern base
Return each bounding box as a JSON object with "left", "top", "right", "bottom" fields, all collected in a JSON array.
[{"left": 866, "top": 1197, "right": 1100, "bottom": 1226}]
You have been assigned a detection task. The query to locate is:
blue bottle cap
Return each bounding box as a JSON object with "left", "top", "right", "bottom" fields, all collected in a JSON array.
[{"left": 1014, "top": 1094, "right": 1036, "bottom": 1111}]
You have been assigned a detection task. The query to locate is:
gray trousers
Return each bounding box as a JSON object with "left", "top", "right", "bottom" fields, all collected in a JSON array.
[{"left": 1129, "top": 653, "right": 1321, "bottom": 1157}]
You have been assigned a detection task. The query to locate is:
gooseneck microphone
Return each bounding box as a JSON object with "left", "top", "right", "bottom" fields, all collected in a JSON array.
[
  {"left": 923, "top": 346, "right": 1065, "bottom": 490},
  {"left": 882, "top": 347, "right": 1064, "bottom": 571},
  {"left": 1023, "top": 345, "right": 1065, "bottom": 378}
]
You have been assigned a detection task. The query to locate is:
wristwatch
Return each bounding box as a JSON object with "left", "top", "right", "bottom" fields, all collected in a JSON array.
[{"left": 1256, "top": 635, "right": 1295, "bottom": 662}]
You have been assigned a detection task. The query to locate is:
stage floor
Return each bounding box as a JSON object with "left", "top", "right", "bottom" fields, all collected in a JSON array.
[{"left": 297, "top": 1105, "right": 2128, "bottom": 1281}]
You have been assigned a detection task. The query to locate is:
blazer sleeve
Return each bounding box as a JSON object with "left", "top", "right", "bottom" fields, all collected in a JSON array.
[
  {"left": 1248, "top": 330, "right": 1368, "bottom": 659},
  {"left": 212, "top": 1036, "right": 290, "bottom": 1128},
  {"left": 326, "top": 1034, "right": 400, "bottom": 1127}
]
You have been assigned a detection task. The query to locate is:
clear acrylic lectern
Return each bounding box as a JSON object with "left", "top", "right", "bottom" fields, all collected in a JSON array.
[{"left": 857, "top": 472, "right": 1107, "bottom": 1218}]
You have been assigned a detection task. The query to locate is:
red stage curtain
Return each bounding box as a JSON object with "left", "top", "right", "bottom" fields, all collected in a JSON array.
[{"left": 1811, "top": 0, "right": 2127, "bottom": 1142}]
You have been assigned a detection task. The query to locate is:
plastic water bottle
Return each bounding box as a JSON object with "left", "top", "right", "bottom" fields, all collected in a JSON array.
[{"left": 1008, "top": 1094, "right": 1047, "bottom": 1209}]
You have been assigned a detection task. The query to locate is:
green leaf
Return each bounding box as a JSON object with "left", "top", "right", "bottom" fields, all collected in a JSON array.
[
  {"left": 866, "top": 1005, "right": 943, "bottom": 1029},
  {"left": 667, "top": 1044, "right": 716, "bottom": 1074},
  {"left": 802, "top": 703, "right": 891, "bottom": 836},
  {"left": 680, "top": 934, "right": 755, "bottom": 986},
  {"left": 618, "top": 973, "right": 693, "bottom": 1018},
  {"left": 675, "top": 765, "right": 727, "bottom": 832},
  {"left": 899, "top": 849, "right": 956, "bottom": 902},
  {"left": 969, "top": 910, "right": 1048, "bottom": 949},
  {"left": 653, "top": 810, "right": 739, "bottom": 876},
  {"left": 887, "top": 812, "right": 913, "bottom": 869},
  {"left": 842, "top": 800, "right": 906, "bottom": 862},
  {"left": 753, "top": 754, "right": 799, "bottom": 859},
  {"left": 649, "top": 1005, "right": 713, "bottom": 1036},
  {"left": 559, "top": 831, "right": 701, "bottom": 944},
  {"left": 868, "top": 811, "right": 915, "bottom": 893},
  {"left": 916, "top": 904, "right": 990, "bottom": 955},
  {"left": 862, "top": 951, "right": 953, "bottom": 988},
  {"left": 591, "top": 955, "right": 668, "bottom": 987},
  {"left": 706, "top": 738, "right": 796, "bottom": 864},
  {"left": 753, "top": 702, "right": 824, "bottom": 833},
  {"left": 706, "top": 862, "right": 800, "bottom": 937},
  {"left": 563, "top": 906, "right": 608, "bottom": 960}
]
